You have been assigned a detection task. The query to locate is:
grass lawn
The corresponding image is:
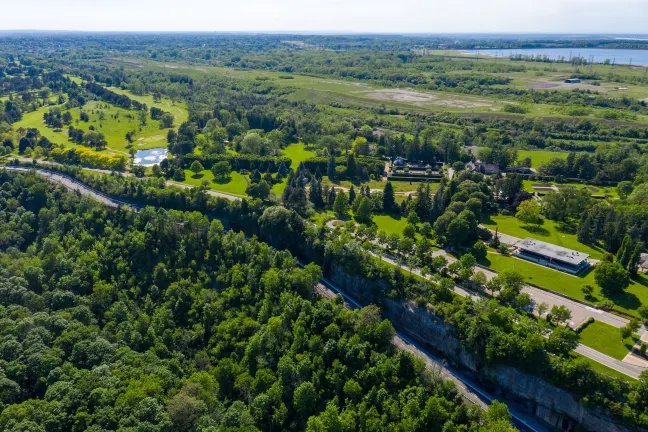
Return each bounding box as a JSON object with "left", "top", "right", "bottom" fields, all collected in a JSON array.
[
  {"left": 271, "top": 143, "right": 317, "bottom": 195},
  {"left": 578, "top": 320, "right": 639, "bottom": 360},
  {"left": 483, "top": 252, "right": 648, "bottom": 317},
  {"left": 183, "top": 169, "right": 248, "bottom": 196},
  {"left": 482, "top": 214, "right": 605, "bottom": 259},
  {"left": 321, "top": 177, "right": 426, "bottom": 194},
  {"left": 310, "top": 211, "right": 335, "bottom": 226},
  {"left": 13, "top": 100, "right": 174, "bottom": 155},
  {"left": 107, "top": 87, "right": 188, "bottom": 125},
  {"left": 373, "top": 214, "right": 410, "bottom": 236},
  {"left": 516, "top": 149, "right": 568, "bottom": 168}
]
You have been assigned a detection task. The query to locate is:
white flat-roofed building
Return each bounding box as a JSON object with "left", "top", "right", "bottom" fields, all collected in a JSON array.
[{"left": 513, "top": 238, "right": 590, "bottom": 275}]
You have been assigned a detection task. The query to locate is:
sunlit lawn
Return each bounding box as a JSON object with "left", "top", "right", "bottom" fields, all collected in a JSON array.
[
  {"left": 272, "top": 143, "right": 316, "bottom": 195},
  {"left": 482, "top": 214, "right": 605, "bottom": 259},
  {"left": 578, "top": 320, "right": 639, "bottom": 360},
  {"left": 483, "top": 252, "right": 648, "bottom": 317},
  {"left": 182, "top": 169, "right": 248, "bottom": 196}
]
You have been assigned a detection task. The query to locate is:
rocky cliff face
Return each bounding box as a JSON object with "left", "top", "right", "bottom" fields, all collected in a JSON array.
[{"left": 328, "top": 265, "right": 634, "bottom": 432}]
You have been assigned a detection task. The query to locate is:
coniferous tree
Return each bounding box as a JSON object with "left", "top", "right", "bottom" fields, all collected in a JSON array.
[
  {"left": 383, "top": 182, "right": 395, "bottom": 213},
  {"left": 577, "top": 211, "right": 592, "bottom": 244},
  {"left": 349, "top": 185, "right": 356, "bottom": 204},
  {"left": 309, "top": 178, "right": 324, "bottom": 208},
  {"left": 628, "top": 244, "right": 643, "bottom": 276},
  {"left": 617, "top": 234, "right": 634, "bottom": 269},
  {"left": 346, "top": 154, "right": 357, "bottom": 178},
  {"left": 328, "top": 187, "right": 337, "bottom": 208},
  {"left": 327, "top": 155, "right": 336, "bottom": 180}
]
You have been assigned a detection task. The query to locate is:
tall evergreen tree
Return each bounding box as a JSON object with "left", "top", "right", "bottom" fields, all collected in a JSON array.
[
  {"left": 346, "top": 154, "right": 357, "bottom": 178},
  {"left": 309, "top": 178, "right": 324, "bottom": 208},
  {"left": 348, "top": 185, "right": 356, "bottom": 204},
  {"left": 383, "top": 182, "right": 395, "bottom": 213},
  {"left": 577, "top": 211, "right": 592, "bottom": 244},
  {"left": 617, "top": 234, "right": 634, "bottom": 269},
  {"left": 328, "top": 187, "right": 337, "bottom": 207},
  {"left": 327, "top": 155, "right": 336, "bottom": 180}
]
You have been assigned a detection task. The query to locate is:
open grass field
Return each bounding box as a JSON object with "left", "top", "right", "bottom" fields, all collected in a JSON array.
[
  {"left": 13, "top": 100, "right": 174, "bottom": 155},
  {"left": 125, "top": 58, "right": 648, "bottom": 123},
  {"left": 107, "top": 87, "right": 189, "bottom": 125},
  {"left": 373, "top": 214, "right": 410, "bottom": 236},
  {"left": 516, "top": 149, "right": 568, "bottom": 168},
  {"left": 482, "top": 214, "right": 605, "bottom": 259},
  {"left": 578, "top": 320, "right": 640, "bottom": 360},
  {"left": 321, "top": 177, "right": 428, "bottom": 194},
  {"left": 483, "top": 252, "right": 648, "bottom": 317},
  {"left": 183, "top": 169, "right": 248, "bottom": 196},
  {"left": 131, "top": 59, "right": 632, "bottom": 120},
  {"left": 12, "top": 86, "right": 187, "bottom": 159},
  {"left": 271, "top": 143, "right": 316, "bottom": 195}
]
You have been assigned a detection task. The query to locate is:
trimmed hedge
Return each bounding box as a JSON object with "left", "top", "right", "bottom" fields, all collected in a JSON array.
[
  {"left": 182, "top": 154, "right": 292, "bottom": 172},
  {"left": 302, "top": 157, "right": 385, "bottom": 179}
]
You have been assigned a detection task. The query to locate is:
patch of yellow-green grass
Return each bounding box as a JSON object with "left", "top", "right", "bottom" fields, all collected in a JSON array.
[
  {"left": 482, "top": 214, "right": 605, "bottom": 259},
  {"left": 373, "top": 214, "right": 410, "bottom": 236},
  {"left": 13, "top": 101, "right": 175, "bottom": 155},
  {"left": 578, "top": 320, "right": 640, "bottom": 360},
  {"left": 282, "top": 143, "right": 316, "bottom": 167},
  {"left": 183, "top": 169, "right": 248, "bottom": 196},
  {"left": 271, "top": 143, "right": 317, "bottom": 195},
  {"left": 516, "top": 149, "right": 568, "bottom": 168},
  {"left": 483, "top": 252, "right": 648, "bottom": 317},
  {"left": 310, "top": 211, "right": 335, "bottom": 226},
  {"left": 321, "top": 177, "right": 427, "bottom": 194},
  {"left": 107, "top": 87, "right": 188, "bottom": 125}
]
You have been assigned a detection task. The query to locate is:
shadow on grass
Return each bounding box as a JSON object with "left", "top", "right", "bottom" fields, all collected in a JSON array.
[
  {"left": 556, "top": 220, "right": 578, "bottom": 234},
  {"left": 212, "top": 176, "right": 233, "bottom": 185},
  {"left": 191, "top": 173, "right": 205, "bottom": 180},
  {"left": 520, "top": 225, "right": 550, "bottom": 237},
  {"left": 632, "top": 274, "right": 648, "bottom": 288},
  {"left": 478, "top": 257, "right": 492, "bottom": 267},
  {"left": 608, "top": 291, "right": 642, "bottom": 312},
  {"left": 481, "top": 214, "right": 496, "bottom": 226}
]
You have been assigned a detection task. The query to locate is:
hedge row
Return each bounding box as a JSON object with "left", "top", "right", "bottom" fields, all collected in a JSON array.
[
  {"left": 182, "top": 154, "right": 292, "bottom": 172},
  {"left": 386, "top": 175, "right": 443, "bottom": 183},
  {"left": 302, "top": 157, "right": 385, "bottom": 179}
]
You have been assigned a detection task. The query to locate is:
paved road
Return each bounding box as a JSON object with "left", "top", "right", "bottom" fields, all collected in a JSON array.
[
  {"left": 576, "top": 344, "right": 647, "bottom": 379},
  {"left": 4, "top": 162, "right": 243, "bottom": 202},
  {"left": 315, "top": 276, "right": 548, "bottom": 432},
  {"left": 326, "top": 221, "right": 646, "bottom": 379},
  {"left": 3, "top": 167, "right": 131, "bottom": 208}
]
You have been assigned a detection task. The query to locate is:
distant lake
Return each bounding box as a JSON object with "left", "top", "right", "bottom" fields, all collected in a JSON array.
[
  {"left": 134, "top": 148, "right": 168, "bottom": 166},
  {"left": 463, "top": 48, "right": 648, "bottom": 66}
]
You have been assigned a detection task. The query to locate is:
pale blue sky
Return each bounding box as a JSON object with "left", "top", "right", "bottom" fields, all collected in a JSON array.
[{"left": 1, "top": 0, "right": 647, "bottom": 33}]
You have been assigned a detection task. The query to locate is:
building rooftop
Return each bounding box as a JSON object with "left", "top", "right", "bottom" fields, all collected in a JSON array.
[{"left": 517, "top": 238, "right": 589, "bottom": 266}]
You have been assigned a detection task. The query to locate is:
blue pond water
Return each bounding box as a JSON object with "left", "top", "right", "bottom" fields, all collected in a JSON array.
[
  {"left": 134, "top": 148, "right": 168, "bottom": 166},
  {"left": 463, "top": 48, "right": 648, "bottom": 66}
]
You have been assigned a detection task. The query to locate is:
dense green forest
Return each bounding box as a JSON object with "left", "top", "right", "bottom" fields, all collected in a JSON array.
[
  {"left": 0, "top": 170, "right": 518, "bottom": 431},
  {"left": 4, "top": 32, "right": 648, "bottom": 431}
]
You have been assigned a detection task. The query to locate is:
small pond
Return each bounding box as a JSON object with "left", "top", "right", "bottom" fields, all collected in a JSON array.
[{"left": 134, "top": 148, "right": 168, "bottom": 166}]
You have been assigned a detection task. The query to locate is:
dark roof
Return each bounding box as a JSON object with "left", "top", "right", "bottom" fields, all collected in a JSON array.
[{"left": 517, "top": 238, "right": 589, "bottom": 266}]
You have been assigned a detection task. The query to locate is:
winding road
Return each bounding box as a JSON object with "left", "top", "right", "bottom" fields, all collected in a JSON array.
[{"left": 4, "top": 165, "right": 547, "bottom": 431}]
